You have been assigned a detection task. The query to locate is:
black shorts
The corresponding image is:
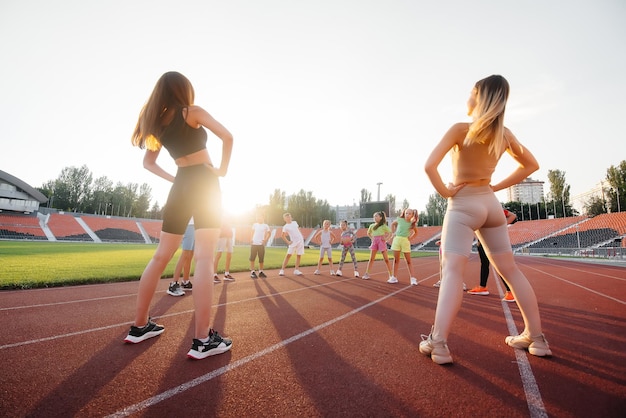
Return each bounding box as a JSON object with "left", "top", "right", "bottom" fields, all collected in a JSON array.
[
  {"left": 161, "top": 164, "right": 222, "bottom": 234},
  {"left": 249, "top": 244, "right": 266, "bottom": 262}
]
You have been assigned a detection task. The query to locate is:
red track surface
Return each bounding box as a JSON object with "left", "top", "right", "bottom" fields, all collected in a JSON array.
[{"left": 1, "top": 255, "right": 625, "bottom": 417}]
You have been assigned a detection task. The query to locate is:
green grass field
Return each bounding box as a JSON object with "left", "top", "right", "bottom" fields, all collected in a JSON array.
[{"left": 0, "top": 241, "right": 433, "bottom": 290}]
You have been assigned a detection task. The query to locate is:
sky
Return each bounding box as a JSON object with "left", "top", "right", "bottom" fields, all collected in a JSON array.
[{"left": 1, "top": 0, "right": 625, "bottom": 217}]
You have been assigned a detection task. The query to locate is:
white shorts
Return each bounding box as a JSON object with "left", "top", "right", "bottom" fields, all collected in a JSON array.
[
  {"left": 216, "top": 237, "right": 234, "bottom": 253},
  {"left": 287, "top": 240, "right": 305, "bottom": 255}
]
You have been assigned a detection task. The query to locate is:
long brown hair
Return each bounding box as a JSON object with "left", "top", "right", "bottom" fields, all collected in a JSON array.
[
  {"left": 131, "top": 71, "right": 195, "bottom": 150},
  {"left": 372, "top": 211, "right": 387, "bottom": 230},
  {"left": 465, "top": 75, "right": 509, "bottom": 156}
]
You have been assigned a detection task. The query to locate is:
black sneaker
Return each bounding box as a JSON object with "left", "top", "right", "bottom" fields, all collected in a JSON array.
[
  {"left": 213, "top": 274, "right": 221, "bottom": 284},
  {"left": 187, "top": 329, "right": 233, "bottom": 359},
  {"left": 259, "top": 271, "right": 267, "bottom": 278},
  {"left": 166, "top": 282, "right": 185, "bottom": 296},
  {"left": 124, "top": 319, "right": 165, "bottom": 343},
  {"left": 250, "top": 271, "right": 258, "bottom": 279},
  {"left": 223, "top": 273, "right": 235, "bottom": 282},
  {"left": 181, "top": 281, "right": 193, "bottom": 291}
]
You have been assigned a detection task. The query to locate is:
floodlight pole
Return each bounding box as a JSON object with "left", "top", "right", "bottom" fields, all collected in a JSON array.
[{"left": 377, "top": 182, "right": 382, "bottom": 201}]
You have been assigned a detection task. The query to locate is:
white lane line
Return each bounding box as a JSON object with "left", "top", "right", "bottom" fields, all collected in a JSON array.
[
  {"left": 0, "top": 294, "right": 137, "bottom": 311},
  {"left": 105, "top": 286, "right": 409, "bottom": 418},
  {"left": 0, "top": 278, "right": 356, "bottom": 350},
  {"left": 0, "top": 277, "right": 356, "bottom": 311},
  {"left": 521, "top": 257, "right": 626, "bottom": 281},
  {"left": 521, "top": 264, "right": 626, "bottom": 305},
  {"left": 494, "top": 271, "right": 548, "bottom": 418}
]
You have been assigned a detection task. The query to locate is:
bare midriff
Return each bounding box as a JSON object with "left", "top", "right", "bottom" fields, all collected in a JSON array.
[
  {"left": 461, "top": 179, "right": 491, "bottom": 187},
  {"left": 175, "top": 149, "right": 213, "bottom": 168}
]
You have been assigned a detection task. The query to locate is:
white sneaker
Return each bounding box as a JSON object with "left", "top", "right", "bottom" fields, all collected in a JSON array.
[
  {"left": 294, "top": 269, "right": 303, "bottom": 276},
  {"left": 167, "top": 282, "right": 185, "bottom": 296},
  {"left": 387, "top": 276, "right": 398, "bottom": 284},
  {"left": 410, "top": 277, "right": 418, "bottom": 286},
  {"left": 420, "top": 328, "right": 453, "bottom": 365},
  {"left": 330, "top": 270, "right": 336, "bottom": 276},
  {"left": 505, "top": 333, "right": 552, "bottom": 357},
  {"left": 433, "top": 280, "right": 441, "bottom": 288},
  {"left": 279, "top": 269, "right": 285, "bottom": 276},
  {"left": 354, "top": 271, "right": 360, "bottom": 278},
  {"left": 362, "top": 273, "right": 370, "bottom": 280},
  {"left": 314, "top": 269, "right": 320, "bottom": 275},
  {"left": 336, "top": 269, "right": 343, "bottom": 276}
]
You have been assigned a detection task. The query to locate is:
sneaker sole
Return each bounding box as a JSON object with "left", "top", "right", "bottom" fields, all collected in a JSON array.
[
  {"left": 419, "top": 342, "right": 453, "bottom": 364},
  {"left": 529, "top": 345, "right": 552, "bottom": 357},
  {"left": 468, "top": 292, "right": 489, "bottom": 295},
  {"left": 124, "top": 329, "right": 165, "bottom": 344},
  {"left": 166, "top": 291, "right": 185, "bottom": 296},
  {"left": 186, "top": 343, "right": 232, "bottom": 360},
  {"left": 431, "top": 353, "right": 453, "bottom": 364}
]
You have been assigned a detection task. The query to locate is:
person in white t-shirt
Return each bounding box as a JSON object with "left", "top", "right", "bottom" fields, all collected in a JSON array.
[
  {"left": 249, "top": 213, "right": 271, "bottom": 278},
  {"left": 279, "top": 213, "right": 304, "bottom": 276}
]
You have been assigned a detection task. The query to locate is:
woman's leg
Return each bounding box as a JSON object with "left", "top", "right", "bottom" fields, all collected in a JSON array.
[
  {"left": 432, "top": 252, "right": 468, "bottom": 341},
  {"left": 191, "top": 228, "right": 220, "bottom": 338},
  {"left": 134, "top": 231, "right": 182, "bottom": 326},
  {"left": 432, "top": 203, "right": 478, "bottom": 341},
  {"left": 488, "top": 250, "right": 543, "bottom": 336}
]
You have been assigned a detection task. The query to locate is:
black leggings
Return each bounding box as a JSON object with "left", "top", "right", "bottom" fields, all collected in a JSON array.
[
  {"left": 161, "top": 164, "right": 222, "bottom": 234},
  {"left": 477, "top": 242, "right": 510, "bottom": 291}
]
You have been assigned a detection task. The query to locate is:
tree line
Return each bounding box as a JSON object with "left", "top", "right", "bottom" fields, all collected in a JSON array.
[{"left": 35, "top": 160, "right": 625, "bottom": 226}]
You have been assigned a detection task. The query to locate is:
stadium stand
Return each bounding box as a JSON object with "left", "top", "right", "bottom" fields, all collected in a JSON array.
[
  {"left": 46, "top": 213, "right": 93, "bottom": 241},
  {"left": 527, "top": 213, "right": 626, "bottom": 249},
  {"left": 2, "top": 208, "right": 624, "bottom": 253},
  {"left": 139, "top": 219, "right": 162, "bottom": 243},
  {"left": 507, "top": 216, "right": 586, "bottom": 248},
  {"left": 80, "top": 216, "right": 145, "bottom": 243},
  {"left": 0, "top": 214, "right": 47, "bottom": 240},
  {"left": 233, "top": 225, "right": 253, "bottom": 245},
  {"left": 411, "top": 226, "right": 443, "bottom": 246}
]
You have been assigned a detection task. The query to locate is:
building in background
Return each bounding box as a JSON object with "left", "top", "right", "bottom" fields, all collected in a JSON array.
[
  {"left": 0, "top": 170, "right": 48, "bottom": 214},
  {"left": 507, "top": 177, "right": 545, "bottom": 204}
]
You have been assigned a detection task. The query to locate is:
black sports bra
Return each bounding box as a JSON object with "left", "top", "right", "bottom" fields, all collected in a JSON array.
[{"left": 159, "top": 107, "right": 208, "bottom": 159}]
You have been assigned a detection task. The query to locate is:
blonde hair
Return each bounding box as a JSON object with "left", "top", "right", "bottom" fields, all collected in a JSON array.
[
  {"left": 131, "top": 71, "right": 195, "bottom": 150},
  {"left": 465, "top": 75, "right": 509, "bottom": 156}
]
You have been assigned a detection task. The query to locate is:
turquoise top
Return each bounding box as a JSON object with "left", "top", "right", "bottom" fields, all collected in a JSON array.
[{"left": 395, "top": 217, "right": 414, "bottom": 237}]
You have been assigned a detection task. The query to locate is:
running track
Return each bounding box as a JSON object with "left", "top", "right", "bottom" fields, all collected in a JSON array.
[{"left": 1, "top": 255, "right": 624, "bottom": 417}]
